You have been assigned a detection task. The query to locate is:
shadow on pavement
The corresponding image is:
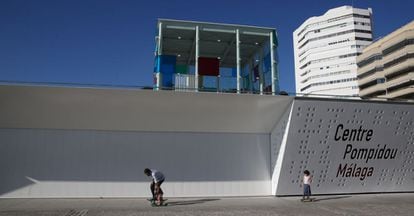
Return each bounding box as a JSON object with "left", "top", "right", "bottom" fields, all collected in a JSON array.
[
  {"left": 313, "top": 196, "right": 352, "bottom": 202},
  {"left": 166, "top": 198, "right": 220, "bottom": 206}
]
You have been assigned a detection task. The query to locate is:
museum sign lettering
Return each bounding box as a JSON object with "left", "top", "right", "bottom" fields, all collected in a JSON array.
[{"left": 334, "top": 124, "right": 398, "bottom": 180}]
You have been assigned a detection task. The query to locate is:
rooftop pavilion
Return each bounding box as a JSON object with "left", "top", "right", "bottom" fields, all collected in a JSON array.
[{"left": 154, "top": 19, "right": 279, "bottom": 94}]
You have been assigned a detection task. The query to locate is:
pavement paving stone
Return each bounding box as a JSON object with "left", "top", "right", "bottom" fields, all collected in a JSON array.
[{"left": 0, "top": 193, "right": 413, "bottom": 216}]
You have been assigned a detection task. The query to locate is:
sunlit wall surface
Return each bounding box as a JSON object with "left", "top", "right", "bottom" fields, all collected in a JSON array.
[{"left": 0, "top": 85, "right": 412, "bottom": 198}]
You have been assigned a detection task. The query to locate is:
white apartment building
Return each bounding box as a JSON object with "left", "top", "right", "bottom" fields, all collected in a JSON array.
[{"left": 293, "top": 6, "right": 373, "bottom": 97}]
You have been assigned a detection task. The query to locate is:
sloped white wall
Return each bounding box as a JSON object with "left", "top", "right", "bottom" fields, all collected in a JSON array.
[
  {"left": 275, "top": 99, "right": 414, "bottom": 195},
  {"left": 270, "top": 103, "right": 294, "bottom": 195}
]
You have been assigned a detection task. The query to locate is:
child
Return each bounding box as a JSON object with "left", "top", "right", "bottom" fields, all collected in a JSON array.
[
  {"left": 302, "top": 170, "right": 312, "bottom": 200},
  {"left": 144, "top": 168, "right": 165, "bottom": 205}
]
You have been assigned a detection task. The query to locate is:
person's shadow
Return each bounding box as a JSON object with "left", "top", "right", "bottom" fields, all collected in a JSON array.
[
  {"left": 312, "top": 195, "right": 352, "bottom": 202},
  {"left": 166, "top": 198, "right": 220, "bottom": 206}
]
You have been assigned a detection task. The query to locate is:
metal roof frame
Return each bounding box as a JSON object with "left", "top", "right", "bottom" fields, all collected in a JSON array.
[
  {"left": 155, "top": 19, "right": 278, "bottom": 95},
  {"left": 158, "top": 19, "right": 275, "bottom": 67}
]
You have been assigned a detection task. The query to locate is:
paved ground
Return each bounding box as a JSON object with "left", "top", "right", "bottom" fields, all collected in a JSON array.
[{"left": 1, "top": 193, "right": 414, "bottom": 216}]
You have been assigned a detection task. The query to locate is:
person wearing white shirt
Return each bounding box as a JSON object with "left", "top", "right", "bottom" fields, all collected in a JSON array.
[
  {"left": 302, "top": 170, "right": 312, "bottom": 200},
  {"left": 144, "top": 168, "right": 165, "bottom": 205}
]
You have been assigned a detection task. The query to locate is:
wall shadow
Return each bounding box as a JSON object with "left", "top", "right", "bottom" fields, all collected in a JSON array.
[
  {"left": 313, "top": 196, "right": 352, "bottom": 202},
  {"left": 166, "top": 198, "right": 220, "bottom": 206}
]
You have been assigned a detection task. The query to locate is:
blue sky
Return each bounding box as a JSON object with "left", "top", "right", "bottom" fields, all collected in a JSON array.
[{"left": 1, "top": 0, "right": 413, "bottom": 93}]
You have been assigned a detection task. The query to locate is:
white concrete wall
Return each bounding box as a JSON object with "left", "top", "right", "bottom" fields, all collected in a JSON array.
[
  {"left": 0, "top": 85, "right": 295, "bottom": 198},
  {"left": 270, "top": 102, "right": 294, "bottom": 195},
  {"left": 0, "top": 129, "right": 271, "bottom": 198},
  {"left": 0, "top": 85, "right": 292, "bottom": 134},
  {"left": 2, "top": 84, "right": 413, "bottom": 197},
  {"left": 275, "top": 98, "right": 414, "bottom": 195}
]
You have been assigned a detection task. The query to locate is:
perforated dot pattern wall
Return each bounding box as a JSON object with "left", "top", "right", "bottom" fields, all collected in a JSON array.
[{"left": 275, "top": 99, "right": 414, "bottom": 195}]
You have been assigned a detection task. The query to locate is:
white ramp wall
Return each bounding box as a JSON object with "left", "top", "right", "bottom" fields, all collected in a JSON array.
[
  {"left": 270, "top": 102, "right": 294, "bottom": 195},
  {"left": 275, "top": 98, "right": 414, "bottom": 195},
  {"left": 0, "top": 129, "right": 270, "bottom": 198}
]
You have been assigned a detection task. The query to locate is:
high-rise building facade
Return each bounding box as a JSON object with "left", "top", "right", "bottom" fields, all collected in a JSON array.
[
  {"left": 293, "top": 6, "right": 373, "bottom": 96},
  {"left": 357, "top": 20, "right": 414, "bottom": 100}
]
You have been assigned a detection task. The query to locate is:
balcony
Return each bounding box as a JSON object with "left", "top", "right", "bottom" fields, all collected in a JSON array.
[
  {"left": 385, "top": 85, "right": 414, "bottom": 99},
  {"left": 359, "top": 83, "right": 386, "bottom": 97},
  {"left": 358, "top": 71, "right": 385, "bottom": 86},
  {"left": 382, "top": 44, "right": 414, "bottom": 64},
  {"left": 384, "top": 58, "right": 414, "bottom": 78},
  {"left": 385, "top": 72, "right": 414, "bottom": 89}
]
